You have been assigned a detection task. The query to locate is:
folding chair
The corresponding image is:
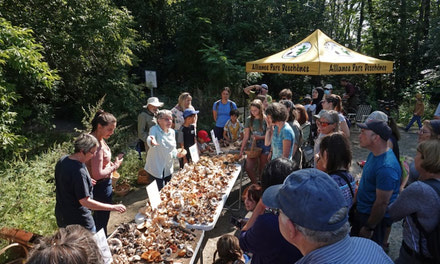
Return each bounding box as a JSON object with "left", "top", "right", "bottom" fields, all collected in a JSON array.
[
  {"left": 349, "top": 105, "right": 372, "bottom": 131},
  {"left": 355, "top": 105, "right": 372, "bottom": 124}
]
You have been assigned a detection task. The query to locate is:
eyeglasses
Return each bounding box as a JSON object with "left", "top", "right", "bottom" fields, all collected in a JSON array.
[
  {"left": 419, "top": 129, "right": 431, "bottom": 135},
  {"left": 317, "top": 120, "right": 334, "bottom": 127},
  {"left": 84, "top": 149, "right": 97, "bottom": 155},
  {"left": 159, "top": 117, "right": 173, "bottom": 122}
]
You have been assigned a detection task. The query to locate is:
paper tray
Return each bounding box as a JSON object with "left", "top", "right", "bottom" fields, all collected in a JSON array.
[{"left": 135, "top": 164, "right": 241, "bottom": 231}]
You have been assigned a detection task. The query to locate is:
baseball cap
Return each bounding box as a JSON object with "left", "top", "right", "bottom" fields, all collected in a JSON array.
[
  {"left": 324, "top": 84, "right": 333, "bottom": 90},
  {"left": 183, "top": 109, "right": 199, "bottom": 119},
  {"left": 262, "top": 169, "right": 348, "bottom": 231},
  {"left": 143, "top": 97, "right": 164, "bottom": 108},
  {"left": 366, "top": 111, "right": 388, "bottom": 123},
  {"left": 261, "top": 84, "right": 269, "bottom": 90},
  {"left": 430, "top": 120, "right": 440, "bottom": 135},
  {"left": 197, "top": 130, "right": 211, "bottom": 142},
  {"left": 357, "top": 119, "right": 391, "bottom": 141}
]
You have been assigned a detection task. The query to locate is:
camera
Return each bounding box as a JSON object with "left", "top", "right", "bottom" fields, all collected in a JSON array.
[
  {"left": 254, "top": 87, "right": 261, "bottom": 95},
  {"left": 230, "top": 216, "right": 243, "bottom": 229}
]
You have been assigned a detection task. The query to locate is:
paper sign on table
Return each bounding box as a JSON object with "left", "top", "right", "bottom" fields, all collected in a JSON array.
[
  {"left": 146, "top": 180, "right": 161, "bottom": 209},
  {"left": 94, "top": 229, "right": 113, "bottom": 264},
  {"left": 211, "top": 129, "right": 222, "bottom": 155},
  {"left": 189, "top": 143, "right": 199, "bottom": 163}
]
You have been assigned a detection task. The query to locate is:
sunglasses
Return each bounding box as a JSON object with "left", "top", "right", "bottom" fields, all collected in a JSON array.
[{"left": 317, "top": 120, "right": 334, "bottom": 127}]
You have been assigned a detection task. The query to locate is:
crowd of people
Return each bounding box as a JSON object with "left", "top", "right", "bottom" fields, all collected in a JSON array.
[{"left": 29, "top": 80, "right": 440, "bottom": 264}]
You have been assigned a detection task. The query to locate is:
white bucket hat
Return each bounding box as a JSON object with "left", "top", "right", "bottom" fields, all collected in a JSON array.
[{"left": 143, "top": 97, "right": 164, "bottom": 108}]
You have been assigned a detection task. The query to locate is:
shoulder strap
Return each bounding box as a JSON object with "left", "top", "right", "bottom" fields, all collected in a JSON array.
[
  {"left": 332, "top": 170, "right": 354, "bottom": 197},
  {"left": 423, "top": 179, "right": 440, "bottom": 197},
  {"left": 215, "top": 100, "right": 221, "bottom": 111}
]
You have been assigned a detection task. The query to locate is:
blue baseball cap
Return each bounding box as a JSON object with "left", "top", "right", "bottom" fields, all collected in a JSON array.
[
  {"left": 183, "top": 109, "right": 199, "bottom": 119},
  {"left": 357, "top": 119, "right": 391, "bottom": 141},
  {"left": 262, "top": 168, "right": 348, "bottom": 231},
  {"left": 261, "top": 84, "right": 268, "bottom": 90}
]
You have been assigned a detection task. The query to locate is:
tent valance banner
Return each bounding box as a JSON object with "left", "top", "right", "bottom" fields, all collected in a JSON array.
[{"left": 246, "top": 29, "right": 393, "bottom": 75}]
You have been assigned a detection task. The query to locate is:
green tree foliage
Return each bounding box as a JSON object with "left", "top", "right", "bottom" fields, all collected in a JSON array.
[
  {"left": 0, "top": 18, "right": 59, "bottom": 158},
  {"left": 1, "top": 0, "right": 142, "bottom": 123}
]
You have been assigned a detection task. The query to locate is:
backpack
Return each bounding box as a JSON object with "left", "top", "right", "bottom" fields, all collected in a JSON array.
[
  {"left": 411, "top": 179, "right": 440, "bottom": 261},
  {"left": 215, "top": 100, "right": 234, "bottom": 112}
]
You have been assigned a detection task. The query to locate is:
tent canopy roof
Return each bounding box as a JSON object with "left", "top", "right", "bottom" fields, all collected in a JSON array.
[{"left": 246, "top": 29, "right": 393, "bottom": 75}]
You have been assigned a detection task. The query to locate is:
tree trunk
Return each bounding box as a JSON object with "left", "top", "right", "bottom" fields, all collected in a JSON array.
[
  {"left": 356, "top": 0, "right": 365, "bottom": 49},
  {"left": 395, "top": 0, "right": 409, "bottom": 91},
  {"left": 367, "top": 0, "right": 383, "bottom": 96}
]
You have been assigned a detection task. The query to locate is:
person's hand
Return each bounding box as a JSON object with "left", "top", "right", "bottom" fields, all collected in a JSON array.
[
  {"left": 176, "top": 148, "right": 187, "bottom": 158},
  {"left": 113, "top": 157, "right": 123, "bottom": 170},
  {"left": 359, "top": 226, "right": 374, "bottom": 238},
  {"left": 112, "top": 204, "right": 126, "bottom": 213},
  {"left": 150, "top": 136, "right": 158, "bottom": 146},
  {"left": 91, "top": 178, "right": 97, "bottom": 186}
]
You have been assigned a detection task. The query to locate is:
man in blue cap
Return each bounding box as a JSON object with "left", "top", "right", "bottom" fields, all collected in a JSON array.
[
  {"left": 351, "top": 119, "right": 401, "bottom": 247},
  {"left": 262, "top": 168, "right": 392, "bottom": 263}
]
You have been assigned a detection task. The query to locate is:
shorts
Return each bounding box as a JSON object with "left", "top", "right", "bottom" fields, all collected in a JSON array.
[{"left": 255, "top": 140, "right": 271, "bottom": 155}]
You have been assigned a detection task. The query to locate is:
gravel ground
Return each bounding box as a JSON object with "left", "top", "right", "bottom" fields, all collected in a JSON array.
[{"left": 109, "top": 125, "right": 420, "bottom": 263}]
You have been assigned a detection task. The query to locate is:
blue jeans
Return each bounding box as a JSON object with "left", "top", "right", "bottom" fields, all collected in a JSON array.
[
  {"left": 350, "top": 211, "right": 391, "bottom": 246},
  {"left": 405, "top": 115, "right": 422, "bottom": 130},
  {"left": 93, "top": 178, "right": 112, "bottom": 236}
]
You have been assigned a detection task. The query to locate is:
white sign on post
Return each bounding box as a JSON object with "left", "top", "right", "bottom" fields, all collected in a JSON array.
[
  {"left": 146, "top": 180, "right": 161, "bottom": 209},
  {"left": 145, "top": 70, "right": 157, "bottom": 88},
  {"left": 210, "top": 129, "right": 222, "bottom": 155},
  {"left": 145, "top": 70, "right": 157, "bottom": 97},
  {"left": 189, "top": 143, "right": 199, "bottom": 163}
]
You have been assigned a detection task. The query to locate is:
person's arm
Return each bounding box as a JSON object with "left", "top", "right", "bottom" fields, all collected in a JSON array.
[
  {"left": 359, "top": 189, "right": 393, "bottom": 238},
  {"left": 79, "top": 196, "right": 126, "bottom": 213},
  {"left": 388, "top": 184, "right": 419, "bottom": 221},
  {"left": 240, "top": 127, "right": 250, "bottom": 157},
  {"left": 264, "top": 126, "right": 273, "bottom": 146},
  {"left": 223, "top": 125, "right": 230, "bottom": 142},
  {"left": 243, "top": 85, "right": 260, "bottom": 95},
  {"left": 137, "top": 113, "right": 148, "bottom": 142},
  {"left": 90, "top": 148, "right": 121, "bottom": 181},
  {"left": 282, "top": 139, "right": 292, "bottom": 158},
  {"left": 241, "top": 200, "right": 265, "bottom": 231},
  {"left": 212, "top": 109, "right": 218, "bottom": 122},
  {"left": 340, "top": 119, "right": 350, "bottom": 138},
  {"left": 147, "top": 127, "right": 159, "bottom": 147}
]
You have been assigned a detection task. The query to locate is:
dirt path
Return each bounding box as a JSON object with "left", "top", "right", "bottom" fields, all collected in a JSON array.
[{"left": 109, "top": 126, "right": 419, "bottom": 263}]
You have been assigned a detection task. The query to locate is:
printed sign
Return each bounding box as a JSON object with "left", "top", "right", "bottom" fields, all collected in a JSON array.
[{"left": 146, "top": 180, "right": 160, "bottom": 209}]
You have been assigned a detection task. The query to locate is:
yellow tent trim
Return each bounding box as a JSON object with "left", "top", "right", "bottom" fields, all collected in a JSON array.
[{"left": 246, "top": 29, "right": 393, "bottom": 75}]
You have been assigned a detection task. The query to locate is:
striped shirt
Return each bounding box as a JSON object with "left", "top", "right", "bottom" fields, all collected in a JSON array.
[{"left": 295, "top": 235, "right": 392, "bottom": 264}]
